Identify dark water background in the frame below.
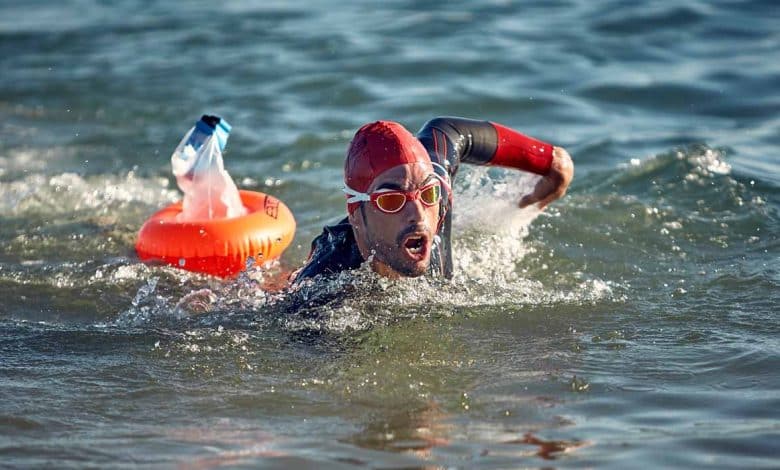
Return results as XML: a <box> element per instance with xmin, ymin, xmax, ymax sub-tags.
<box><xmin>1</xmin><ymin>1</ymin><xmax>778</xmax><ymax>468</ymax></box>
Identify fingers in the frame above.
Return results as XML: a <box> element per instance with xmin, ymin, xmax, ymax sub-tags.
<box><xmin>519</xmin><ymin>177</ymin><xmax>554</xmax><ymax>208</ymax></box>
<box><xmin>518</xmin><ymin>146</ymin><xmax>574</xmax><ymax>210</ymax></box>
<box><xmin>519</xmin><ymin>153</ymin><xmax>572</xmax><ymax>209</ymax></box>
<box><xmin>519</xmin><ymin>180</ymin><xmax>566</xmax><ymax>209</ymax></box>
<box><xmin>536</xmin><ymin>185</ymin><xmax>568</xmax><ymax>209</ymax></box>
<box><xmin>519</xmin><ymin>188</ymin><xmax>544</xmax><ymax>208</ymax></box>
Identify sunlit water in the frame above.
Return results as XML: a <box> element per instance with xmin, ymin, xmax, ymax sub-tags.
<box><xmin>1</xmin><ymin>1</ymin><xmax>778</xmax><ymax>468</ymax></box>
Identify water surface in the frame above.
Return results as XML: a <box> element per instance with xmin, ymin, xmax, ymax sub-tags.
<box><xmin>1</xmin><ymin>1</ymin><xmax>778</xmax><ymax>468</ymax></box>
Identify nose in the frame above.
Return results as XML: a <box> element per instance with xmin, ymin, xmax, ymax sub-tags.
<box><xmin>404</xmin><ymin>195</ymin><xmax>426</xmax><ymax>225</ymax></box>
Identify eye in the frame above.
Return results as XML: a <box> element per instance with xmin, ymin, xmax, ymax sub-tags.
<box><xmin>374</xmin><ymin>193</ymin><xmax>406</xmax><ymax>213</ymax></box>
<box><xmin>420</xmin><ymin>184</ymin><xmax>441</xmax><ymax>205</ymax></box>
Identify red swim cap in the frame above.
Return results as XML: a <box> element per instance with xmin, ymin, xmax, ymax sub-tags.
<box><xmin>344</xmin><ymin>121</ymin><xmax>430</xmax><ymax>214</ymax></box>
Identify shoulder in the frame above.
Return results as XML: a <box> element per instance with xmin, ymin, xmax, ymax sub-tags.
<box><xmin>291</xmin><ymin>218</ymin><xmax>364</xmax><ymax>283</ymax></box>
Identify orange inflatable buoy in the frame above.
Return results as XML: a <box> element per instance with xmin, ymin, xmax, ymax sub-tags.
<box><xmin>136</xmin><ymin>190</ymin><xmax>296</xmax><ymax>277</ymax></box>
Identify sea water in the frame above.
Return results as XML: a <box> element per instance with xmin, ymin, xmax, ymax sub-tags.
<box><xmin>1</xmin><ymin>1</ymin><xmax>778</xmax><ymax>468</ymax></box>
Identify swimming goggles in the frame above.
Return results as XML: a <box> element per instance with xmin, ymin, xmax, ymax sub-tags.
<box><xmin>344</xmin><ymin>181</ymin><xmax>442</xmax><ymax>214</ymax></box>
<box><xmin>344</xmin><ymin>162</ymin><xmax>452</xmax><ymax>213</ymax></box>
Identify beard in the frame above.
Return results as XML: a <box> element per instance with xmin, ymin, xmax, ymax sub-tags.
<box><xmin>368</xmin><ymin>224</ymin><xmax>431</xmax><ymax>277</ymax></box>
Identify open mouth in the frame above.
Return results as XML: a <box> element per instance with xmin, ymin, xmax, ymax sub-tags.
<box><xmin>402</xmin><ymin>233</ymin><xmax>429</xmax><ymax>260</ymax></box>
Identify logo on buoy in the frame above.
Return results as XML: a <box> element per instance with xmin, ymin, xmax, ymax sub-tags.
<box><xmin>264</xmin><ymin>196</ymin><xmax>279</xmax><ymax>219</ymax></box>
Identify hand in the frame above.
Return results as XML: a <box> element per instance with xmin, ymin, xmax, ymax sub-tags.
<box><xmin>519</xmin><ymin>146</ymin><xmax>573</xmax><ymax>209</ymax></box>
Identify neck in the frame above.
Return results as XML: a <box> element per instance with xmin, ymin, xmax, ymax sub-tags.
<box><xmin>370</xmin><ymin>257</ymin><xmax>401</xmax><ymax>279</ymax></box>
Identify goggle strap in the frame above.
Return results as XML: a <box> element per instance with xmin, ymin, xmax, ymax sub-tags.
<box><xmin>431</xmin><ymin>162</ymin><xmax>449</xmax><ymax>179</ymax></box>
<box><xmin>432</xmin><ymin>173</ymin><xmax>452</xmax><ymax>195</ymax></box>
<box><xmin>344</xmin><ymin>170</ymin><xmax>449</xmax><ymax>205</ymax></box>
<box><xmin>343</xmin><ymin>185</ymin><xmax>370</xmax><ymax>204</ymax></box>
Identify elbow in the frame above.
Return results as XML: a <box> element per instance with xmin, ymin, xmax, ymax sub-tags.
<box><xmin>418</xmin><ymin>116</ymin><xmax>452</xmax><ymax>135</ymax></box>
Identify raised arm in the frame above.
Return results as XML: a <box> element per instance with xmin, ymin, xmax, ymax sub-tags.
<box><xmin>417</xmin><ymin>117</ymin><xmax>572</xmax><ymax>209</ymax></box>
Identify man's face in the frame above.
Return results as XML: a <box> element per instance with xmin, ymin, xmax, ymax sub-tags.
<box><xmin>350</xmin><ymin>162</ymin><xmax>441</xmax><ymax>278</ymax></box>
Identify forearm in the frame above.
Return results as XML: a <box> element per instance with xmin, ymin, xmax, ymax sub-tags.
<box><xmin>488</xmin><ymin>122</ymin><xmax>553</xmax><ymax>175</ymax></box>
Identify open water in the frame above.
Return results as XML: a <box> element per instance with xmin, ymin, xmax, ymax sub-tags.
<box><xmin>1</xmin><ymin>1</ymin><xmax>778</xmax><ymax>468</ymax></box>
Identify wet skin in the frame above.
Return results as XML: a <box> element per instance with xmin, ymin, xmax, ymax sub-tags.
<box><xmin>348</xmin><ymin>162</ymin><xmax>440</xmax><ymax>278</ymax></box>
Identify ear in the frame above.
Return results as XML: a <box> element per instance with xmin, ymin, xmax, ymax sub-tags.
<box><xmin>349</xmin><ymin>205</ymin><xmax>371</xmax><ymax>260</ymax></box>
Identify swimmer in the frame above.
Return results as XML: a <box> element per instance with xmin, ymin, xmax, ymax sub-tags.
<box><xmin>293</xmin><ymin>117</ymin><xmax>573</xmax><ymax>281</ymax></box>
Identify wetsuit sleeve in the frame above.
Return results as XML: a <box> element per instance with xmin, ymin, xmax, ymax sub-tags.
<box><xmin>416</xmin><ymin>117</ymin><xmax>555</xmax><ymax>280</ymax></box>
<box><xmin>416</xmin><ymin>116</ymin><xmax>554</xmax><ymax>177</ymax></box>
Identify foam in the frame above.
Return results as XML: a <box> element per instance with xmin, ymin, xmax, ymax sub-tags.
<box><xmin>0</xmin><ymin>169</ymin><xmax>177</xmax><ymax>216</ymax></box>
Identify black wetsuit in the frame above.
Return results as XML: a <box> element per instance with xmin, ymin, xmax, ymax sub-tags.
<box><xmin>293</xmin><ymin>116</ymin><xmax>513</xmax><ymax>282</ymax></box>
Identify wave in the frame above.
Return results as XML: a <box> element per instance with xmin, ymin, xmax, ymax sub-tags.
<box><xmin>3</xmin><ymin>144</ymin><xmax>775</xmax><ymax>336</ymax></box>
<box><xmin>113</xmin><ymin>166</ymin><xmax>619</xmax><ymax>334</ymax></box>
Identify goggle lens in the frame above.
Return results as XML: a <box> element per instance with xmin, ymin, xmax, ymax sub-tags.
<box><xmin>420</xmin><ymin>184</ymin><xmax>441</xmax><ymax>205</ymax></box>
<box><xmin>375</xmin><ymin>193</ymin><xmax>407</xmax><ymax>213</ymax></box>
<box><xmin>370</xmin><ymin>182</ymin><xmax>443</xmax><ymax>214</ymax></box>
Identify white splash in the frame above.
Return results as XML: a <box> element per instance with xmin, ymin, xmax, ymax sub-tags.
<box><xmin>451</xmin><ymin>167</ymin><xmax>544</xmax><ymax>281</ymax></box>
<box><xmin>0</xmin><ymin>170</ymin><xmax>177</xmax><ymax>216</ymax></box>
